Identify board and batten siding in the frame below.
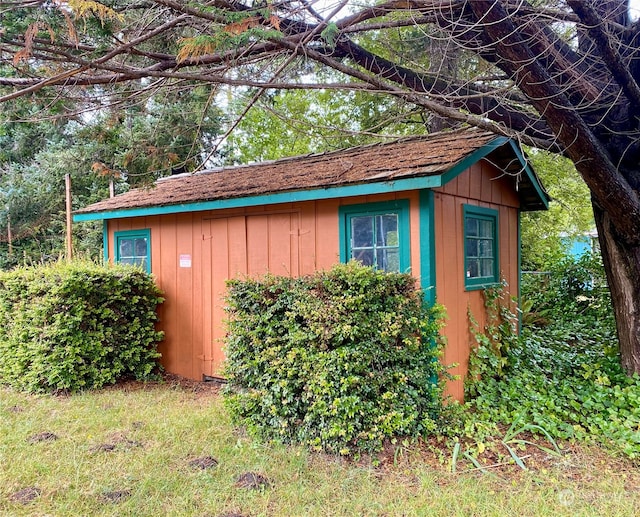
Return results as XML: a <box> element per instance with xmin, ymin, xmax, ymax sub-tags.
<box><xmin>105</xmin><ymin>191</ymin><xmax>423</xmax><ymax>383</ymax></box>
<box><xmin>433</xmin><ymin>160</ymin><xmax>520</xmax><ymax>401</ymax></box>
<box><xmin>106</xmin><ymin>159</ymin><xmax>521</xmax><ymax>402</ymax></box>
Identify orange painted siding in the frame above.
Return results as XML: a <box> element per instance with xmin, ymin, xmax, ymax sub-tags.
<box><xmin>105</xmin><ymin>160</ymin><xmax>521</xmax><ymax>401</ymax></box>
<box><xmin>433</xmin><ymin>160</ymin><xmax>520</xmax><ymax>401</ymax></box>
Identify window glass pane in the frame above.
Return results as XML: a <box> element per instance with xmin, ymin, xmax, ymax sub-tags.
<box><xmin>467</xmin><ymin>259</ymin><xmax>479</xmax><ymax>278</ymax></box>
<box><xmin>376</xmin><ymin>214</ymin><xmax>398</xmax><ymax>246</ymax></box>
<box><xmin>352</xmin><ymin>248</ymin><xmax>374</xmax><ymax>267</ymax></box>
<box><xmin>120</xmin><ymin>257</ymin><xmax>136</xmax><ymax>266</ymax></box>
<box><xmin>479</xmin><ymin>239</ymin><xmax>493</xmax><ymax>258</ymax></box>
<box><xmin>386</xmin><ymin>230</ymin><xmax>398</xmax><ymax>247</ymax></box>
<box><xmin>377</xmin><ymin>248</ymin><xmax>400</xmax><ymax>272</ymax></box>
<box><xmin>466</xmin><ymin>238</ymin><xmax>478</xmax><ymax>258</ymax></box>
<box><xmin>351</xmin><ymin>216</ymin><xmax>373</xmax><ymax>248</ymax></box>
<box><xmin>465</xmin><ymin>218</ymin><xmax>478</xmax><ymax>237</ymax></box>
<box><xmin>479</xmin><ymin>219</ymin><xmax>494</xmax><ymax>238</ymax></box>
<box><xmin>481</xmin><ymin>259</ymin><xmax>494</xmax><ymax>277</ymax></box>
<box><xmin>134</xmin><ymin>238</ymin><xmax>148</xmax><ymax>257</ymax></box>
<box><xmin>119</xmin><ymin>239</ymin><xmax>133</xmax><ymax>258</ymax></box>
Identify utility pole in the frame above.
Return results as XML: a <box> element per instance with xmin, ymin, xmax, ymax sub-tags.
<box><xmin>7</xmin><ymin>213</ymin><xmax>12</xmax><ymax>257</ymax></box>
<box><xmin>65</xmin><ymin>174</ymin><xmax>73</xmax><ymax>260</ymax></box>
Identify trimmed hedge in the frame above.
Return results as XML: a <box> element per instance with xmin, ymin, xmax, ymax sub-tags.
<box><xmin>0</xmin><ymin>261</ymin><xmax>164</xmax><ymax>393</ymax></box>
<box><xmin>223</xmin><ymin>262</ymin><xmax>450</xmax><ymax>455</ymax></box>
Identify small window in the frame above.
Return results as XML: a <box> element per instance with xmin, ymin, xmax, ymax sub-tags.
<box><xmin>340</xmin><ymin>200</ymin><xmax>410</xmax><ymax>273</ymax></box>
<box><xmin>463</xmin><ymin>205</ymin><xmax>498</xmax><ymax>289</ymax></box>
<box><xmin>115</xmin><ymin>229</ymin><xmax>151</xmax><ymax>273</ymax></box>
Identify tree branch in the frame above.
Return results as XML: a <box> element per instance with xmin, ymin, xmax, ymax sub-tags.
<box><xmin>334</xmin><ymin>38</ymin><xmax>551</xmax><ymax>140</ymax></box>
<box><xmin>568</xmin><ymin>0</ymin><xmax>640</xmax><ymax>111</ymax></box>
<box><xmin>277</xmin><ymin>36</ymin><xmax>556</xmax><ymax>150</ymax></box>
<box><xmin>469</xmin><ymin>0</ymin><xmax>640</xmax><ymax>244</ymax></box>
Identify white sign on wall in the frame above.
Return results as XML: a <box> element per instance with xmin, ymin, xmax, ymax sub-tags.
<box><xmin>179</xmin><ymin>254</ymin><xmax>192</xmax><ymax>268</ymax></box>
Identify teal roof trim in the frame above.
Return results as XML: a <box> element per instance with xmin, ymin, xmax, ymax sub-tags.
<box><xmin>438</xmin><ymin>136</ymin><xmax>509</xmax><ymax>185</ymax></box>
<box><xmin>507</xmin><ymin>140</ymin><xmax>549</xmax><ymax>210</ymax></box>
<box><xmin>73</xmin><ymin>174</ymin><xmax>443</xmax><ymax>222</ymax></box>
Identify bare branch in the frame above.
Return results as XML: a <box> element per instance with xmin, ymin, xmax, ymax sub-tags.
<box><xmin>568</xmin><ymin>0</ymin><xmax>640</xmax><ymax>110</ymax></box>
<box><xmin>468</xmin><ymin>0</ymin><xmax>640</xmax><ymax>245</ymax></box>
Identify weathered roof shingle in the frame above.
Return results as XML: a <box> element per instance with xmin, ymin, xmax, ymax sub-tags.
<box><xmin>76</xmin><ymin>128</ymin><xmax>545</xmax><ymax>215</ymax></box>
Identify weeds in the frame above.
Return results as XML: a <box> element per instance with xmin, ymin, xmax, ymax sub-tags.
<box><xmin>450</xmin><ymin>416</ymin><xmax>561</xmax><ymax>474</ymax></box>
<box><xmin>464</xmin><ymin>254</ymin><xmax>640</xmax><ymax>460</ymax></box>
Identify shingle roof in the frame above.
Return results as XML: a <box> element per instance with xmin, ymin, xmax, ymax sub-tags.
<box><xmin>76</xmin><ymin>128</ymin><xmax>545</xmax><ymax>215</ymax></box>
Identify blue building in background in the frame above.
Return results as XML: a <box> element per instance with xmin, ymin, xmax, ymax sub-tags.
<box><xmin>564</xmin><ymin>230</ymin><xmax>599</xmax><ymax>259</ymax></box>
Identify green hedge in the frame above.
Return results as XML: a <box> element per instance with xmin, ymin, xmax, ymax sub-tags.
<box><xmin>223</xmin><ymin>262</ymin><xmax>450</xmax><ymax>455</ymax></box>
<box><xmin>0</xmin><ymin>261</ymin><xmax>164</xmax><ymax>393</ymax></box>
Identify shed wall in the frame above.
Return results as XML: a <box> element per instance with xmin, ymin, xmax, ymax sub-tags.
<box><xmin>106</xmin><ymin>191</ymin><xmax>421</xmax><ymax>381</ymax></box>
<box><xmin>433</xmin><ymin>160</ymin><xmax>520</xmax><ymax>401</ymax></box>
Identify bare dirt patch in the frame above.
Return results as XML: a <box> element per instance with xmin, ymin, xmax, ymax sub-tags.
<box><xmin>90</xmin><ymin>431</ymin><xmax>143</xmax><ymax>453</ymax></box>
<box><xmin>92</xmin><ymin>443</ymin><xmax>117</xmax><ymax>453</ymax></box>
<box><xmin>27</xmin><ymin>431</ymin><xmax>58</xmax><ymax>443</ymax></box>
<box><xmin>100</xmin><ymin>373</ymin><xmax>222</xmax><ymax>399</ymax></box>
<box><xmin>235</xmin><ymin>472</ymin><xmax>270</xmax><ymax>490</ymax></box>
<box><xmin>163</xmin><ymin>373</ymin><xmax>224</xmax><ymax>396</ymax></box>
<box><xmin>101</xmin><ymin>489</ymin><xmax>132</xmax><ymax>504</ymax></box>
<box><xmin>9</xmin><ymin>486</ymin><xmax>41</xmax><ymax>504</ymax></box>
<box><xmin>187</xmin><ymin>456</ymin><xmax>219</xmax><ymax>469</ymax></box>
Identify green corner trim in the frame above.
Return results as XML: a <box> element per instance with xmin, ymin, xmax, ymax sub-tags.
<box><xmin>102</xmin><ymin>220</ymin><xmax>109</xmax><ymax>264</ymax></box>
<box><xmin>517</xmin><ymin>209</ymin><xmax>523</xmax><ymax>332</ymax></box>
<box><xmin>419</xmin><ymin>190</ymin><xmax>436</xmax><ymax>305</ymax></box>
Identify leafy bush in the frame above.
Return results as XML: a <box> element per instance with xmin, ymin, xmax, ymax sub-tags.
<box><xmin>465</xmin><ymin>269</ymin><xmax>640</xmax><ymax>459</ymax></box>
<box><xmin>521</xmin><ymin>252</ymin><xmax>613</xmax><ymax>328</ymax></box>
<box><xmin>0</xmin><ymin>260</ymin><xmax>164</xmax><ymax>393</ymax></box>
<box><xmin>223</xmin><ymin>262</ymin><xmax>451</xmax><ymax>455</ymax></box>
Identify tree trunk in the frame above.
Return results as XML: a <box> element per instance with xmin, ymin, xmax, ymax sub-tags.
<box><xmin>426</xmin><ymin>28</ymin><xmax>458</xmax><ymax>133</ymax></box>
<box><xmin>593</xmin><ymin>203</ymin><xmax>640</xmax><ymax>374</ymax></box>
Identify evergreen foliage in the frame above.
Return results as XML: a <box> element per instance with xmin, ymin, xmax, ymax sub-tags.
<box><xmin>224</xmin><ymin>87</ymin><xmax>422</xmax><ymax>164</ymax></box>
<box><xmin>223</xmin><ymin>262</ymin><xmax>451</xmax><ymax>455</ymax></box>
<box><xmin>0</xmin><ymin>260</ymin><xmax>164</xmax><ymax>393</ymax></box>
<box><xmin>0</xmin><ymin>88</ymin><xmax>222</xmax><ymax>269</ymax></box>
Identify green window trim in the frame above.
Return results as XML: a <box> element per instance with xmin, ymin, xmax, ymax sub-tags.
<box><xmin>339</xmin><ymin>199</ymin><xmax>411</xmax><ymax>273</ymax></box>
<box><xmin>463</xmin><ymin>205</ymin><xmax>499</xmax><ymax>290</ymax></box>
<box><xmin>114</xmin><ymin>229</ymin><xmax>151</xmax><ymax>273</ymax></box>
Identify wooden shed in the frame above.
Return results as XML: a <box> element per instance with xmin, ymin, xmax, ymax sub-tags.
<box><xmin>75</xmin><ymin>128</ymin><xmax>548</xmax><ymax>400</ymax></box>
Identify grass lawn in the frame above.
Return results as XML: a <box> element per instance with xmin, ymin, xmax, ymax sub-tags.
<box><xmin>1</xmin><ymin>376</ymin><xmax>638</xmax><ymax>517</ymax></box>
